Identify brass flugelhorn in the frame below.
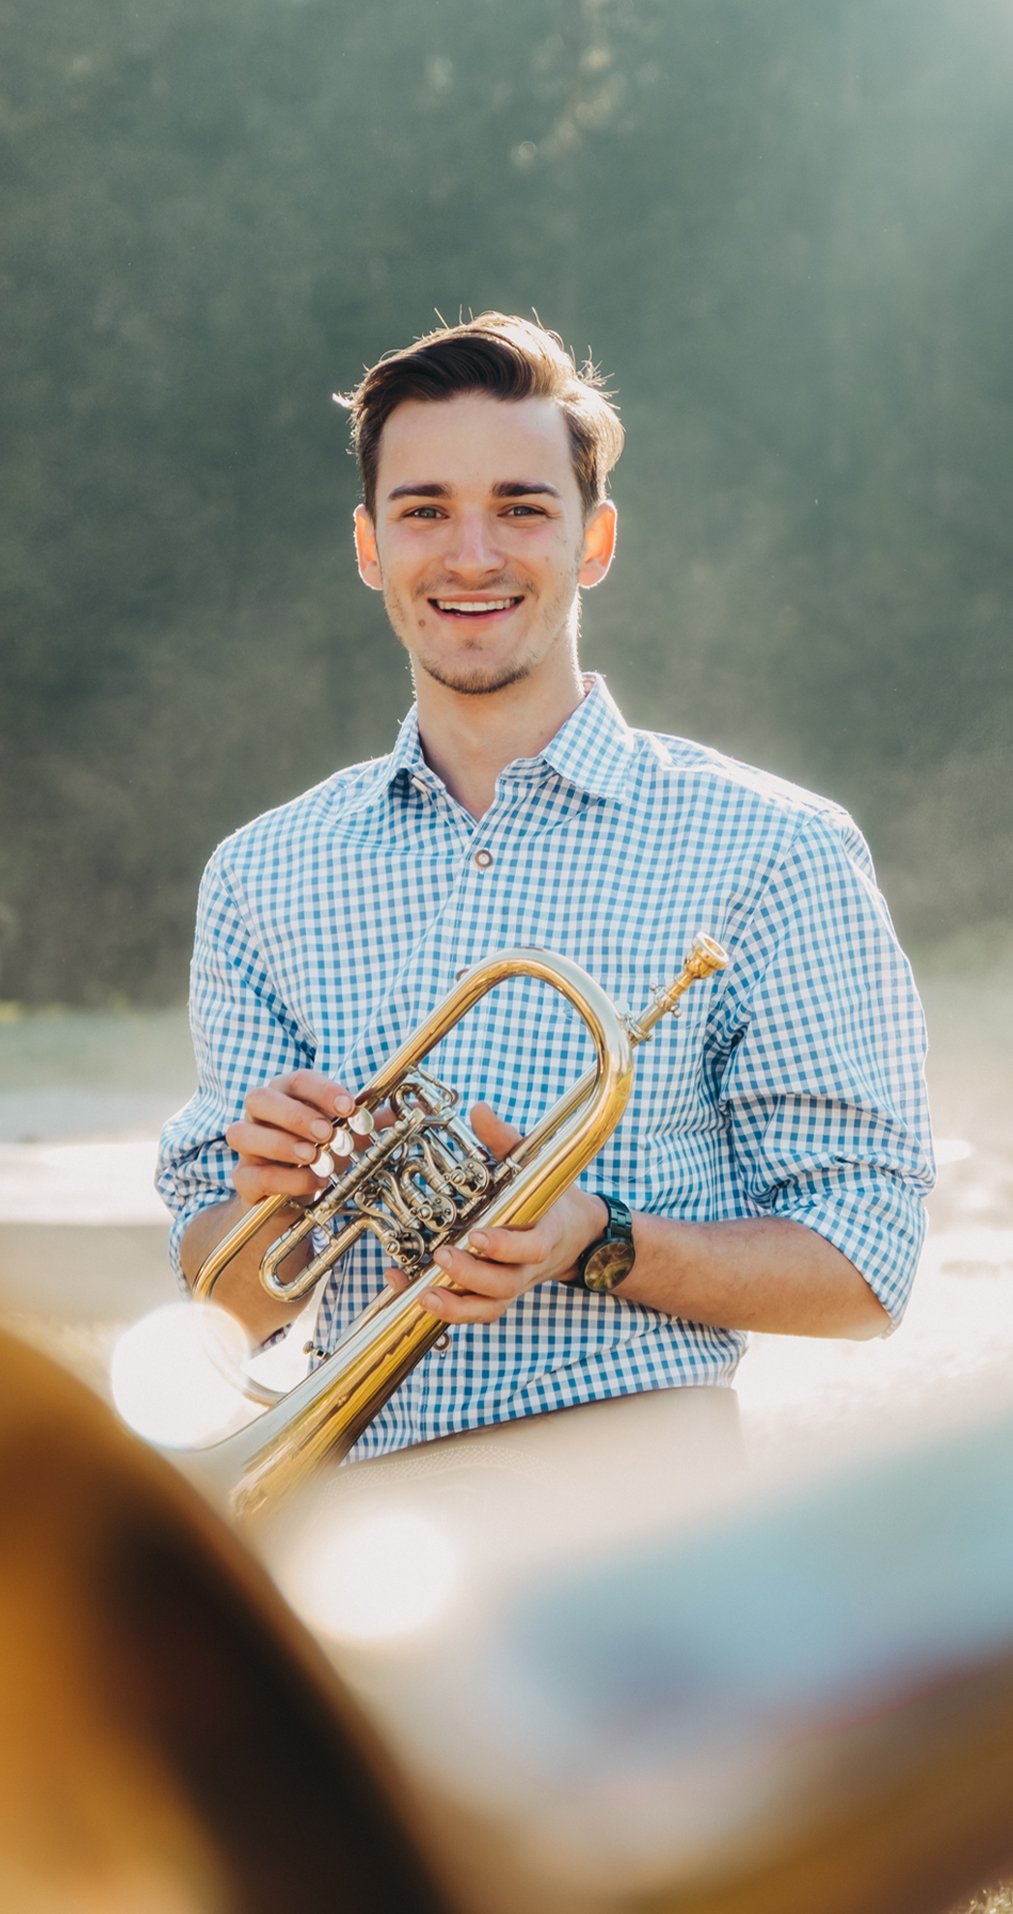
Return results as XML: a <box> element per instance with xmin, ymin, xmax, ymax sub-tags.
<box><xmin>183</xmin><ymin>936</ymin><xmax>728</xmax><ymax>1522</ymax></box>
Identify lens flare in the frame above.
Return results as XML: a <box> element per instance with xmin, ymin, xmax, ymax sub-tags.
<box><xmin>277</xmin><ymin>1504</ymin><xmax>461</xmax><ymax>1644</ymax></box>
<box><xmin>110</xmin><ymin>1301</ymin><xmax>256</xmax><ymax>1448</ymax></box>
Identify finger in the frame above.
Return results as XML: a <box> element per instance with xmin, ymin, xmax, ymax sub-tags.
<box><xmin>431</xmin><ymin>1240</ymin><xmax>532</xmax><ymax>1299</ymax></box>
<box><xmin>239</xmin><ymin>1083</ymin><xmax>390</xmax><ymax>1155</ymax></box>
<box><xmin>415</xmin><ymin>1284</ymin><xmax>510</xmax><ymax>1326</ymax></box>
<box><xmin>383</xmin><ymin>1265</ymin><xmax>411</xmax><ymax>1294</ymax></box>
<box><xmin>233</xmin><ymin>1161</ymin><xmax>328</xmax><ymax>1204</ymax></box>
<box><xmin>275</xmin><ymin>1071</ymin><xmax>358</xmax><ymax>1119</ymax></box>
<box><xmin>460</xmin><ymin>1224</ymin><xmax>546</xmax><ymax>1267</ymax></box>
<box><xmin>469</xmin><ymin>1102</ymin><xmax>523</xmax><ymax>1162</ymax></box>
<box><xmin>226</xmin><ymin>1116</ymin><xmax>341</xmax><ymax>1173</ymax></box>
<box><xmin>242</xmin><ymin>1087</ymin><xmax>349</xmax><ymax>1150</ymax></box>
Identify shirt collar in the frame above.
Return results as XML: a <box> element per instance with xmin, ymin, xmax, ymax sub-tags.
<box><xmin>351</xmin><ymin>673</ymin><xmax>635</xmax><ymax>811</ymax></box>
<box><xmin>385</xmin><ymin>704</ymin><xmax>429</xmax><ymax>784</ymax></box>
<box><xmin>537</xmin><ymin>674</ymin><xmax>636</xmax><ymax>800</ymax></box>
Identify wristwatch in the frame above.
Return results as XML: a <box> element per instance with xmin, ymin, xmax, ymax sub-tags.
<box><xmin>570</xmin><ymin>1194</ymin><xmax>636</xmax><ymax>1293</ymax></box>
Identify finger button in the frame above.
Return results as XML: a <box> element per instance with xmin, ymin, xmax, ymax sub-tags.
<box><xmin>330</xmin><ymin>1126</ymin><xmax>354</xmax><ymax>1157</ymax></box>
<box><xmin>312</xmin><ymin>1148</ymin><xmax>335</xmax><ymax>1177</ymax></box>
<box><xmin>349</xmin><ymin>1107</ymin><xmax>375</xmax><ymax>1137</ymax></box>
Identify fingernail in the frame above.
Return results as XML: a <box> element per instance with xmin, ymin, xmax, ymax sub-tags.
<box><xmin>469</xmin><ymin>1231</ymin><xmax>487</xmax><ymax>1251</ymax></box>
<box><xmin>333</xmin><ymin>1091</ymin><xmax>353</xmax><ymax>1115</ymax></box>
<box><xmin>433</xmin><ymin>1248</ymin><xmax>452</xmax><ymax>1270</ymax></box>
<box><xmin>295</xmin><ymin>1141</ymin><xmax>316</xmax><ymax>1161</ymax></box>
<box><xmin>311</xmin><ymin>1120</ymin><xmax>332</xmax><ymax>1141</ymax></box>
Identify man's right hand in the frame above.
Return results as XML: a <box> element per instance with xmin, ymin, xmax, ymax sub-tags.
<box><xmin>181</xmin><ymin>1071</ymin><xmax>372</xmax><ymax>1339</ymax></box>
<box><xmin>224</xmin><ymin>1070</ymin><xmax>361</xmax><ymax>1205</ymax></box>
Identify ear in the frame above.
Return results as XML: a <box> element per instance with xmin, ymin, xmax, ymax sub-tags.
<box><xmin>578</xmin><ymin>499</ymin><xmax>617</xmax><ymax>588</ymax></box>
<box><xmin>353</xmin><ymin>504</ymin><xmax>383</xmax><ymax>591</ymax></box>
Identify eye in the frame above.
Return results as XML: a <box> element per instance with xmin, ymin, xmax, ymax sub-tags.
<box><xmin>502</xmin><ymin>503</ymin><xmax>546</xmax><ymax>518</ymax></box>
<box><xmin>403</xmin><ymin>505</ymin><xmax>444</xmax><ymax>519</ymax></box>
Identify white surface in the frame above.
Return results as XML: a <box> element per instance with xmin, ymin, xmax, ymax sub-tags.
<box><xmin>0</xmin><ymin>1138</ymin><xmax>166</xmax><ymax>1225</ymax></box>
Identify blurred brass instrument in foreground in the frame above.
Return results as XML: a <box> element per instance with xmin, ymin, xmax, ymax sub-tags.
<box><xmin>187</xmin><ymin>936</ymin><xmax>728</xmax><ymax>1520</ymax></box>
<box><xmin>9</xmin><ymin>1325</ymin><xmax>1013</xmax><ymax>1914</ymax></box>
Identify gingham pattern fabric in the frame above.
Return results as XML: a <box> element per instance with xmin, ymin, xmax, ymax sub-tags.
<box><xmin>157</xmin><ymin>676</ymin><xmax>934</xmax><ymax>1459</ymax></box>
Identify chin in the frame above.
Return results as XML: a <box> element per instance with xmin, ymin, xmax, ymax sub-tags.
<box><xmin>421</xmin><ymin>659</ymin><xmax>532</xmax><ymax>697</ymax></box>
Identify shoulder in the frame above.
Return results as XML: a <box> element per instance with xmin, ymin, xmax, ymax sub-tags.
<box><xmin>631</xmin><ymin>729</ymin><xmax>871</xmax><ymax>869</ymax></box>
<box><xmin>635</xmin><ymin>728</ymin><xmax>851</xmax><ymax>823</ymax></box>
<box><xmin>204</xmin><ymin>757</ymin><xmax>393</xmax><ymax>880</ymax></box>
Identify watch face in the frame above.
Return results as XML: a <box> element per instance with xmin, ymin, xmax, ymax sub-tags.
<box><xmin>583</xmin><ymin>1236</ymin><xmax>636</xmax><ymax>1293</ymax></box>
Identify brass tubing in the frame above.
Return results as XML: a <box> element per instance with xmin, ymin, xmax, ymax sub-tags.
<box><xmin>179</xmin><ymin>939</ymin><xmax>727</xmax><ymax>1521</ymax></box>
<box><xmin>193</xmin><ymin>947</ymin><xmax>632</xmax><ymax>1315</ymax></box>
<box><xmin>242</xmin><ymin>1067</ymin><xmax>637</xmax><ymax>1518</ymax></box>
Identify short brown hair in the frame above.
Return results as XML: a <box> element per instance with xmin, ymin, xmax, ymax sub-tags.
<box><xmin>336</xmin><ymin>312</ymin><xmax>624</xmax><ymax>520</ymax></box>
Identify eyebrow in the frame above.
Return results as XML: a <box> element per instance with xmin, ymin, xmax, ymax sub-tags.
<box><xmin>385</xmin><ymin>479</ymin><xmax>563</xmax><ymax>502</ymax></box>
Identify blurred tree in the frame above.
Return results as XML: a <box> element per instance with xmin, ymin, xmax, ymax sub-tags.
<box><xmin>1</xmin><ymin>0</ymin><xmax>1010</xmax><ymax>1000</ymax></box>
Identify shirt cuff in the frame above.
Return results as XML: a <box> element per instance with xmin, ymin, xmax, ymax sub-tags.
<box><xmin>165</xmin><ymin>1188</ymin><xmax>235</xmax><ymax>1297</ymax></box>
<box><xmin>768</xmin><ymin>1168</ymin><xmax>928</xmax><ymax>1331</ymax></box>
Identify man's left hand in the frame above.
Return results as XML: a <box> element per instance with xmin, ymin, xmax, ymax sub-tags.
<box><xmin>383</xmin><ymin>1102</ymin><xmax>607</xmax><ymax>1324</ymax></box>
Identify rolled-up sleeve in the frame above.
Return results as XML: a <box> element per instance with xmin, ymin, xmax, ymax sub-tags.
<box><xmin>717</xmin><ymin>811</ymin><xmax>935</xmax><ymax>1327</ymax></box>
<box><xmin>156</xmin><ymin>847</ymin><xmax>313</xmax><ymax>1285</ymax></box>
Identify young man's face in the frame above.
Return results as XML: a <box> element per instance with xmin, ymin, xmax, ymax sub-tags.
<box><xmin>354</xmin><ymin>392</ymin><xmax>616</xmax><ymax>700</ymax></box>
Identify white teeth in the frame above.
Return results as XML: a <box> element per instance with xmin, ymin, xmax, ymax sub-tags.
<box><xmin>434</xmin><ymin>599</ymin><xmax>517</xmax><ymax>613</ymax></box>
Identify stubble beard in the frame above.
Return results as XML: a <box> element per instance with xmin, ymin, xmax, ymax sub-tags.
<box><xmin>384</xmin><ymin>558</ymin><xmax>584</xmax><ymax>699</ymax></box>
<box><xmin>415</xmin><ymin>655</ymin><xmax>537</xmax><ymax>696</ymax></box>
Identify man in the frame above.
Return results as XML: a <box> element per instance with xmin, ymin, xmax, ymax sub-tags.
<box><xmin>158</xmin><ymin>313</ymin><xmax>934</xmax><ymax>1459</ymax></box>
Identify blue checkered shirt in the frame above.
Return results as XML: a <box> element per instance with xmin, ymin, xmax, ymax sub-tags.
<box><xmin>157</xmin><ymin>676</ymin><xmax>934</xmax><ymax>1458</ymax></box>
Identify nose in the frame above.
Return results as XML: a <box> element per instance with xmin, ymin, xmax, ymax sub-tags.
<box><xmin>442</xmin><ymin>510</ymin><xmax>504</xmax><ymax>577</ymax></box>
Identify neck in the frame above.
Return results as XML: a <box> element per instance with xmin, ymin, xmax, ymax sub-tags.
<box><xmin>415</xmin><ymin>662</ymin><xmax>587</xmax><ymax>820</ymax></box>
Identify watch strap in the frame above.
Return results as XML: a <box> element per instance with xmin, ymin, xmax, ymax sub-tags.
<box><xmin>569</xmin><ymin>1194</ymin><xmax>635</xmax><ymax>1291</ymax></box>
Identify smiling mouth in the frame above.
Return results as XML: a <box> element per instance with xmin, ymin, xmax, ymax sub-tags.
<box><xmin>429</xmin><ymin>597</ymin><xmax>523</xmax><ymax>617</ymax></box>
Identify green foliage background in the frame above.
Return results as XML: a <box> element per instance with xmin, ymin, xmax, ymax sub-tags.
<box><xmin>3</xmin><ymin>0</ymin><xmax>1011</xmax><ymax>1003</ymax></box>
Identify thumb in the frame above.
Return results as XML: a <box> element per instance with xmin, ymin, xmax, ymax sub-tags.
<box><xmin>469</xmin><ymin>1101</ymin><xmax>522</xmax><ymax>1163</ymax></box>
